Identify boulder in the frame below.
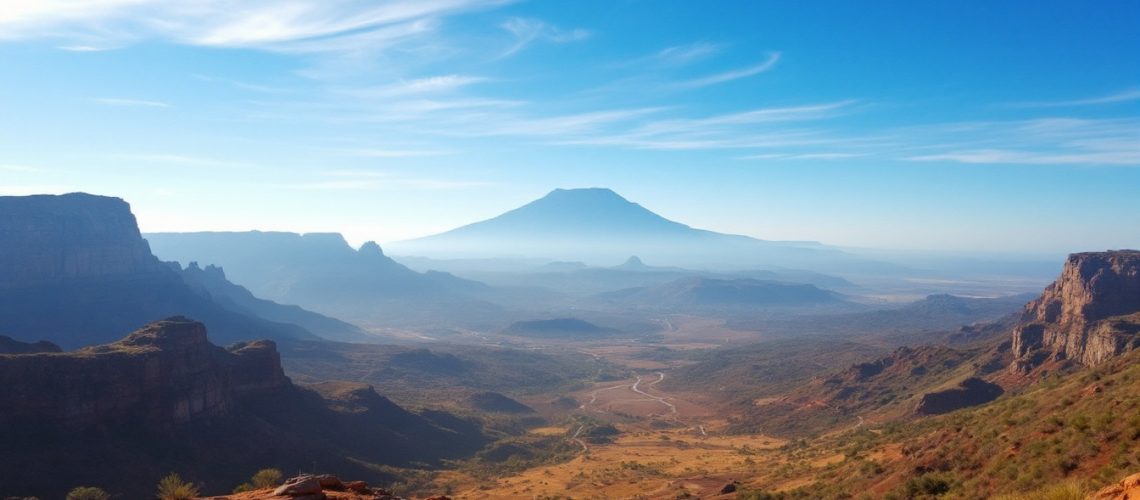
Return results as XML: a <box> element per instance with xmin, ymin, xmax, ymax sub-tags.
<box><xmin>273</xmin><ymin>475</ymin><xmax>322</xmax><ymax>496</ymax></box>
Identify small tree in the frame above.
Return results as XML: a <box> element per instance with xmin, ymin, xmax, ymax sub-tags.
<box><xmin>66</xmin><ymin>487</ymin><xmax>111</xmax><ymax>500</ymax></box>
<box><xmin>251</xmin><ymin>468</ymin><xmax>283</xmax><ymax>489</ymax></box>
<box><xmin>157</xmin><ymin>473</ymin><xmax>199</xmax><ymax>500</ymax></box>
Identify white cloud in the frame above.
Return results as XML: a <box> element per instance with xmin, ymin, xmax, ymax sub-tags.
<box><xmin>339</xmin><ymin>148</ymin><xmax>452</xmax><ymax>158</ymax></box>
<box><xmin>0</xmin><ymin>0</ymin><xmax>513</xmax><ymax>54</ymax></box>
<box><xmin>118</xmin><ymin>154</ymin><xmax>253</xmax><ymax>168</ymax></box>
<box><xmin>908</xmin><ymin>149</ymin><xmax>1140</xmax><ymax>166</ymax></box>
<box><xmin>92</xmin><ymin>97</ymin><xmax>170</xmax><ymax>108</ymax></box>
<box><xmin>498</xmin><ymin>17</ymin><xmax>590</xmax><ymax>58</ymax></box>
<box><xmin>1005</xmin><ymin>87</ymin><xmax>1140</xmax><ymax>108</ymax></box>
<box><xmin>903</xmin><ymin>118</ymin><xmax>1140</xmax><ymax>166</ymax></box>
<box><xmin>349</xmin><ymin>75</ymin><xmax>490</xmax><ymax>98</ymax></box>
<box><xmin>674</xmin><ymin>52</ymin><xmax>781</xmax><ymax>89</ymax></box>
<box><xmin>653</xmin><ymin>42</ymin><xmax>724</xmax><ymax>65</ymax></box>
<box><xmin>279</xmin><ymin>170</ymin><xmax>496</xmax><ymax>191</ymax></box>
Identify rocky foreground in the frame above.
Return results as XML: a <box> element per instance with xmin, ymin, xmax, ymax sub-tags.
<box><xmin>199</xmin><ymin>474</ymin><xmax>449</xmax><ymax>500</ymax></box>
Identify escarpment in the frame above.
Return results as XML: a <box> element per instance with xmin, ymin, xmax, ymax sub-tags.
<box><xmin>1011</xmin><ymin>250</ymin><xmax>1140</xmax><ymax>373</ymax></box>
<box><xmin>0</xmin><ymin>317</ymin><xmax>288</xmax><ymax>433</ymax></box>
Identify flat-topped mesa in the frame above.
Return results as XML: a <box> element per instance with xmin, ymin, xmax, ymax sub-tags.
<box><xmin>1012</xmin><ymin>250</ymin><xmax>1140</xmax><ymax>373</ymax></box>
<box><xmin>0</xmin><ymin>193</ymin><xmax>162</xmax><ymax>285</ymax></box>
<box><xmin>0</xmin><ymin>317</ymin><xmax>289</xmax><ymax>433</ymax></box>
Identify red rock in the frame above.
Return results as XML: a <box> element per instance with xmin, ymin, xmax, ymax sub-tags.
<box><xmin>1011</xmin><ymin>251</ymin><xmax>1140</xmax><ymax>373</ymax></box>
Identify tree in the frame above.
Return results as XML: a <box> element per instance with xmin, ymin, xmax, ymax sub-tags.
<box><xmin>157</xmin><ymin>473</ymin><xmax>199</xmax><ymax>500</ymax></box>
<box><xmin>66</xmin><ymin>487</ymin><xmax>110</xmax><ymax>500</ymax></box>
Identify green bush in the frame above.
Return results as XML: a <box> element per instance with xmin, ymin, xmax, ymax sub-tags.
<box><xmin>157</xmin><ymin>473</ymin><xmax>199</xmax><ymax>500</ymax></box>
<box><xmin>251</xmin><ymin>468</ymin><xmax>284</xmax><ymax>489</ymax></box>
<box><xmin>66</xmin><ymin>487</ymin><xmax>111</xmax><ymax>500</ymax></box>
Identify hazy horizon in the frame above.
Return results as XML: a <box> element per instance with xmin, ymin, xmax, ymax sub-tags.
<box><xmin>1</xmin><ymin>1</ymin><xmax>1138</xmax><ymax>254</ymax></box>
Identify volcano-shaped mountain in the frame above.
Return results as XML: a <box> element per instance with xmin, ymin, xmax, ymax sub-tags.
<box><xmin>386</xmin><ymin>188</ymin><xmax>867</xmax><ymax>271</ymax></box>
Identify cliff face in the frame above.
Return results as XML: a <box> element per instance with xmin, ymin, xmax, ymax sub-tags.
<box><xmin>1012</xmin><ymin>251</ymin><xmax>1140</xmax><ymax>372</ymax></box>
<box><xmin>0</xmin><ymin>317</ymin><xmax>288</xmax><ymax>433</ymax></box>
<box><xmin>0</xmin><ymin>193</ymin><xmax>163</xmax><ymax>284</ymax></box>
<box><xmin>0</xmin><ymin>193</ymin><xmax>317</xmax><ymax>348</ymax></box>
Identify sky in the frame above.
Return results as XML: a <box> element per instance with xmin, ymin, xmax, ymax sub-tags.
<box><xmin>0</xmin><ymin>0</ymin><xmax>1138</xmax><ymax>254</ymax></box>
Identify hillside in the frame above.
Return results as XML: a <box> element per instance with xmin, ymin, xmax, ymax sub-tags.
<box><xmin>0</xmin><ymin>318</ymin><xmax>488</xmax><ymax>499</ymax></box>
<box><xmin>177</xmin><ymin>262</ymin><xmax>370</xmax><ymax>342</ymax></box>
<box><xmin>502</xmin><ymin>317</ymin><xmax>621</xmax><ymax>339</ymax></box>
<box><xmin>596</xmin><ymin>277</ymin><xmax>849</xmax><ymax>312</ymax></box>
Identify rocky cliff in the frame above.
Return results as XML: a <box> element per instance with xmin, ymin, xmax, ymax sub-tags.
<box><xmin>0</xmin><ymin>318</ymin><xmax>488</xmax><ymax>499</ymax></box>
<box><xmin>0</xmin><ymin>193</ymin><xmax>161</xmax><ymax>284</ymax></box>
<box><xmin>0</xmin><ymin>317</ymin><xmax>287</xmax><ymax>433</ymax></box>
<box><xmin>1011</xmin><ymin>250</ymin><xmax>1140</xmax><ymax>372</ymax></box>
<box><xmin>0</xmin><ymin>193</ymin><xmax>316</xmax><ymax>348</ymax></box>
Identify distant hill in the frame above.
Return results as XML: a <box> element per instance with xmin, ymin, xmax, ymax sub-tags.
<box><xmin>0</xmin><ymin>193</ymin><xmax>317</xmax><ymax>348</ymax></box>
<box><xmin>503</xmin><ymin>318</ymin><xmax>620</xmax><ymax>339</ymax></box>
<box><xmin>466</xmin><ymin>391</ymin><xmax>536</xmax><ymax>414</ymax></box>
<box><xmin>176</xmin><ymin>262</ymin><xmax>371</xmax><ymax>342</ymax></box>
<box><xmin>596</xmin><ymin>277</ymin><xmax>846</xmax><ymax>311</ymax></box>
<box><xmin>387</xmin><ymin>188</ymin><xmax>888</xmax><ymax>272</ymax></box>
<box><xmin>145</xmin><ymin>232</ymin><xmax>503</xmax><ymax>327</ymax></box>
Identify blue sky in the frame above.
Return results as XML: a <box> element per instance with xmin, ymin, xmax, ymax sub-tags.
<box><xmin>0</xmin><ymin>0</ymin><xmax>1137</xmax><ymax>254</ymax></box>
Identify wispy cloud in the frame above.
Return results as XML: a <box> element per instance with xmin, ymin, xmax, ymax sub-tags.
<box><xmin>119</xmin><ymin>154</ymin><xmax>253</xmax><ymax>168</ymax></box>
<box><xmin>674</xmin><ymin>52</ymin><xmax>781</xmax><ymax>89</ymax></box>
<box><xmin>653</xmin><ymin>42</ymin><xmax>724</xmax><ymax>65</ymax></box>
<box><xmin>1</xmin><ymin>0</ymin><xmax>513</xmax><ymax>56</ymax></box>
<box><xmin>280</xmin><ymin>170</ymin><xmax>495</xmax><ymax>191</ymax></box>
<box><xmin>339</xmin><ymin>148</ymin><xmax>452</xmax><ymax>158</ymax></box>
<box><xmin>349</xmin><ymin>74</ymin><xmax>490</xmax><ymax>98</ymax></box>
<box><xmin>498</xmin><ymin>17</ymin><xmax>590</xmax><ymax>58</ymax></box>
<box><xmin>92</xmin><ymin>97</ymin><xmax>170</xmax><ymax>108</ymax></box>
<box><xmin>192</xmin><ymin>74</ymin><xmax>291</xmax><ymax>94</ymax></box>
<box><xmin>903</xmin><ymin>118</ymin><xmax>1140</xmax><ymax>166</ymax></box>
<box><xmin>551</xmin><ymin>101</ymin><xmax>861</xmax><ymax>150</ymax></box>
<box><xmin>58</xmin><ymin>44</ymin><xmax>118</xmax><ymax>52</ymax></box>
<box><xmin>1004</xmin><ymin>87</ymin><xmax>1140</xmax><ymax>108</ymax></box>
<box><xmin>741</xmin><ymin>152</ymin><xmax>867</xmax><ymax>161</ymax></box>
<box><xmin>908</xmin><ymin>149</ymin><xmax>1140</xmax><ymax>166</ymax></box>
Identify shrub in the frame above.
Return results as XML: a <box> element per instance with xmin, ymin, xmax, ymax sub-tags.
<box><xmin>232</xmin><ymin>483</ymin><xmax>255</xmax><ymax>493</ymax></box>
<box><xmin>251</xmin><ymin>468</ymin><xmax>284</xmax><ymax>489</ymax></box>
<box><xmin>157</xmin><ymin>473</ymin><xmax>199</xmax><ymax>500</ymax></box>
<box><xmin>66</xmin><ymin>487</ymin><xmax>111</xmax><ymax>500</ymax></box>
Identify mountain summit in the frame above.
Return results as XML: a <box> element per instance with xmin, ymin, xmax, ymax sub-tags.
<box><xmin>388</xmin><ymin>188</ymin><xmax>838</xmax><ymax>269</ymax></box>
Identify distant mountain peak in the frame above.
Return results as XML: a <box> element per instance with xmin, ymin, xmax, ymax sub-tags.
<box><xmin>359</xmin><ymin>241</ymin><xmax>384</xmax><ymax>256</ymax></box>
<box><xmin>616</xmin><ymin>255</ymin><xmax>648</xmax><ymax>270</ymax></box>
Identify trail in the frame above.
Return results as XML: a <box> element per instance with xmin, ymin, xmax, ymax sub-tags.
<box><xmin>631</xmin><ymin>372</ymin><xmax>676</xmax><ymax>415</ymax></box>
<box><xmin>570</xmin><ymin>424</ymin><xmax>589</xmax><ymax>453</ymax></box>
<box><xmin>582</xmin><ymin>383</ymin><xmax>628</xmax><ymax>410</ymax></box>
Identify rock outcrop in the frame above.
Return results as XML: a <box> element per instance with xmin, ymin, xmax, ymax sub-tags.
<box><xmin>216</xmin><ymin>474</ymin><xmax>410</xmax><ymax>499</ymax></box>
<box><xmin>0</xmin><ymin>317</ymin><xmax>287</xmax><ymax>433</ymax></box>
<box><xmin>914</xmin><ymin>377</ymin><xmax>1004</xmax><ymax>415</ymax></box>
<box><xmin>1011</xmin><ymin>250</ymin><xmax>1140</xmax><ymax>373</ymax></box>
<box><xmin>1092</xmin><ymin>471</ymin><xmax>1140</xmax><ymax>499</ymax></box>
